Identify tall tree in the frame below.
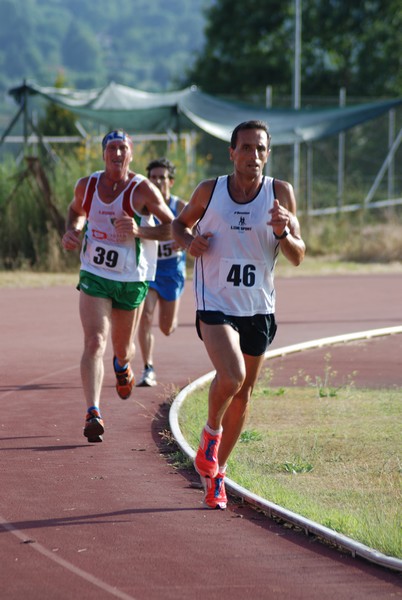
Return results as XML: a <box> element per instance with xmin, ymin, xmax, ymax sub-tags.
<box><xmin>187</xmin><ymin>0</ymin><xmax>402</xmax><ymax>99</ymax></box>
<box><xmin>302</xmin><ymin>0</ymin><xmax>402</xmax><ymax>97</ymax></box>
<box><xmin>186</xmin><ymin>0</ymin><xmax>293</xmax><ymax>96</ymax></box>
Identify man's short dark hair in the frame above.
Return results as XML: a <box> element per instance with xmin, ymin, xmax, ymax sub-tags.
<box><xmin>230</xmin><ymin>120</ymin><xmax>271</xmax><ymax>149</ymax></box>
<box><xmin>146</xmin><ymin>158</ymin><xmax>176</xmax><ymax>179</ymax></box>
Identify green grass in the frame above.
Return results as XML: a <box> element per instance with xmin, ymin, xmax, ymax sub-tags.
<box><xmin>274</xmin><ymin>254</ymin><xmax>402</xmax><ymax>277</ymax></box>
<box><xmin>0</xmin><ymin>271</ymin><xmax>79</xmax><ymax>288</ymax></box>
<box><xmin>178</xmin><ymin>374</ymin><xmax>402</xmax><ymax>559</ymax></box>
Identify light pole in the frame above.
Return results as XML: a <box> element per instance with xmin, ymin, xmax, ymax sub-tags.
<box><xmin>293</xmin><ymin>0</ymin><xmax>301</xmax><ymax>198</ymax></box>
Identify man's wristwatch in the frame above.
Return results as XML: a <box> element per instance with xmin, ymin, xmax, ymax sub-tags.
<box><xmin>273</xmin><ymin>226</ymin><xmax>290</xmax><ymax>240</ymax></box>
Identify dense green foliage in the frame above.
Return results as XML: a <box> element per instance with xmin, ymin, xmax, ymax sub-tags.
<box><xmin>188</xmin><ymin>0</ymin><xmax>293</xmax><ymax>97</ymax></box>
<box><xmin>301</xmin><ymin>0</ymin><xmax>402</xmax><ymax>97</ymax></box>
<box><xmin>187</xmin><ymin>0</ymin><xmax>402</xmax><ymax>99</ymax></box>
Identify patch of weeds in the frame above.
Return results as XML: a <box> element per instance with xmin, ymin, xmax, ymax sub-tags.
<box><xmin>290</xmin><ymin>353</ymin><xmax>356</xmax><ymax>398</ymax></box>
<box><xmin>318</xmin><ymin>386</ymin><xmax>338</xmax><ymax>398</ymax></box>
<box><xmin>278</xmin><ymin>457</ymin><xmax>314</xmax><ymax>474</ymax></box>
<box><xmin>290</xmin><ymin>369</ymin><xmax>313</xmax><ymax>386</ymax></box>
<box><xmin>159</xmin><ymin>428</ymin><xmax>176</xmax><ymax>446</ymax></box>
<box><xmin>314</xmin><ymin>353</ymin><xmax>357</xmax><ymax>398</ymax></box>
<box><xmin>159</xmin><ymin>384</ymin><xmax>180</xmax><ymax>405</ymax></box>
<box><xmin>255</xmin><ymin>367</ymin><xmax>279</xmax><ymax>397</ymax></box>
<box><xmin>258</xmin><ymin>386</ymin><xmax>286</xmax><ymax>397</ymax></box>
<box><xmin>168</xmin><ymin>451</ymin><xmax>194</xmax><ymax>470</ymax></box>
<box><xmin>261</xmin><ymin>366</ymin><xmax>273</xmax><ymax>382</ymax></box>
<box><xmin>240</xmin><ymin>429</ymin><xmax>263</xmax><ymax>443</ymax></box>
<box><xmin>158</xmin><ymin>429</ymin><xmax>194</xmax><ymax>471</ymax></box>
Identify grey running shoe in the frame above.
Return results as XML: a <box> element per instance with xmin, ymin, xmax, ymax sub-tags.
<box><xmin>137</xmin><ymin>365</ymin><xmax>157</xmax><ymax>387</ymax></box>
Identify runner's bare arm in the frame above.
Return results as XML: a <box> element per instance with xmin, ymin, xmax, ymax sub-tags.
<box><xmin>171</xmin><ymin>197</ymin><xmax>187</xmax><ymax>249</ymax></box>
<box><xmin>115</xmin><ymin>179</ymin><xmax>174</xmax><ymax>241</ymax></box>
<box><xmin>62</xmin><ymin>178</ymin><xmax>88</xmax><ymax>251</ymax></box>
<box><xmin>176</xmin><ymin>198</ymin><xmax>187</xmax><ymax>215</ymax></box>
<box><xmin>172</xmin><ymin>180</ymin><xmax>215</xmax><ymax>256</ymax></box>
<box><xmin>267</xmin><ymin>179</ymin><xmax>306</xmax><ymax>266</ymax></box>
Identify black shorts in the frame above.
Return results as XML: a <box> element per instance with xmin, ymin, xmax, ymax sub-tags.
<box><xmin>196</xmin><ymin>310</ymin><xmax>277</xmax><ymax>357</ymax></box>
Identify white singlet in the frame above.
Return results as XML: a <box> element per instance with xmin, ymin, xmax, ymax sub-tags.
<box><xmin>194</xmin><ymin>175</ymin><xmax>279</xmax><ymax>316</ymax></box>
<box><xmin>79</xmin><ymin>171</ymin><xmax>157</xmax><ymax>282</ymax></box>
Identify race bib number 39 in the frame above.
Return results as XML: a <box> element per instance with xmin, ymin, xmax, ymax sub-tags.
<box><xmin>218</xmin><ymin>258</ymin><xmax>265</xmax><ymax>289</ymax></box>
<box><xmin>88</xmin><ymin>241</ymin><xmax>128</xmax><ymax>273</ymax></box>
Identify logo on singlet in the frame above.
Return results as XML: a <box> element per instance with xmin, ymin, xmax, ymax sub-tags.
<box><xmin>231</xmin><ymin>214</ymin><xmax>252</xmax><ymax>232</ymax></box>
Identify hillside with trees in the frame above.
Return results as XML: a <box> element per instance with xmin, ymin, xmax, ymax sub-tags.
<box><xmin>1</xmin><ymin>0</ymin><xmax>401</xmax><ymax>110</ymax></box>
<box><xmin>0</xmin><ymin>0</ymin><xmax>212</xmax><ymax>95</ymax></box>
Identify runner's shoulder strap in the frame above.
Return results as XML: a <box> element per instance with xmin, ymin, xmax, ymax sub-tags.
<box><xmin>82</xmin><ymin>174</ymin><xmax>98</xmax><ymax>216</ymax></box>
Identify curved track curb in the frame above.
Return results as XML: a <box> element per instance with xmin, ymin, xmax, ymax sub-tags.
<box><xmin>169</xmin><ymin>325</ymin><xmax>402</xmax><ymax>573</ymax></box>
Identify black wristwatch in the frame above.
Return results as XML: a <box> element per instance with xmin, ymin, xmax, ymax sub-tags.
<box><xmin>273</xmin><ymin>226</ymin><xmax>290</xmax><ymax>240</ymax></box>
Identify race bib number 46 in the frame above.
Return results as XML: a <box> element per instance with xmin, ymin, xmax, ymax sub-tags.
<box><xmin>88</xmin><ymin>241</ymin><xmax>128</xmax><ymax>273</ymax></box>
<box><xmin>218</xmin><ymin>258</ymin><xmax>265</xmax><ymax>289</ymax></box>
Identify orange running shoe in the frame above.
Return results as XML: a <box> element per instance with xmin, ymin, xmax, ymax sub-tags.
<box><xmin>113</xmin><ymin>357</ymin><xmax>134</xmax><ymax>399</ymax></box>
<box><xmin>202</xmin><ymin>472</ymin><xmax>227</xmax><ymax>510</ymax></box>
<box><xmin>83</xmin><ymin>408</ymin><xmax>104</xmax><ymax>443</ymax></box>
<box><xmin>194</xmin><ymin>427</ymin><xmax>222</xmax><ymax>478</ymax></box>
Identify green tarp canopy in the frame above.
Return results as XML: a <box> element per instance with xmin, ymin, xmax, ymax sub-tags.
<box><xmin>8</xmin><ymin>81</ymin><xmax>402</xmax><ymax>146</ymax></box>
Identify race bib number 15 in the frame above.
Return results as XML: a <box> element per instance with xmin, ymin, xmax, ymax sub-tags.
<box><xmin>218</xmin><ymin>258</ymin><xmax>265</xmax><ymax>289</ymax></box>
<box><xmin>158</xmin><ymin>240</ymin><xmax>181</xmax><ymax>260</ymax></box>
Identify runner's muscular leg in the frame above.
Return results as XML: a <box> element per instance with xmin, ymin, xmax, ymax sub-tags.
<box><xmin>218</xmin><ymin>352</ymin><xmax>266</xmax><ymax>467</ymax></box>
<box><xmin>199</xmin><ymin>322</ymin><xmax>246</xmax><ymax>430</ymax></box>
<box><xmin>158</xmin><ymin>296</ymin><xmax>180</xmax><ymax>336</ymax></box>
<box><xmin>137</xmin><ymin>289</ymin><xmax>158</xmax><ymax>366</ymax></box>
<box><xmin>79</xmin><ymin>292</ymin><xmax>111</xmax><ymax>409</ymax></box>
<box><xmin>111</xmin><ymin>305</ymin><xmax>141</xmax><ymax>367</ymax></box>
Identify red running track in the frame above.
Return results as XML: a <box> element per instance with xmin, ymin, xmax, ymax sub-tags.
<box><xmin>0</xmin><ymin>273</ymin><xmax>401</xmax><ymax>599</ymax></box>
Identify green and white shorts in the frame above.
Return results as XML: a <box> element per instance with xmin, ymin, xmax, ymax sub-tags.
<box><xmin>78</xmin><ymin>270</ymin><xmax>149</xmax><ymax>311</ymax></box>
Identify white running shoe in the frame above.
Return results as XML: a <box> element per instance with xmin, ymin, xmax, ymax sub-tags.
<box><xmin>137</xmin><ymin>365</ymin><xmax>157</xmax><ymax>387</ymax></box>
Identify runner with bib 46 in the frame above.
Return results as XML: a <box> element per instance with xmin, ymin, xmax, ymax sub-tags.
<box><xmin>172</xmin><ymin>120</ymin><xmax>306</xmax><ymax>509</ymax></box>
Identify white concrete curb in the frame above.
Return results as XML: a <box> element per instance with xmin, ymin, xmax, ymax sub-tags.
<box><xmin>169</xmin><ymin>326</ymin><xmax>402</xmax><ymax>572</ymax></box>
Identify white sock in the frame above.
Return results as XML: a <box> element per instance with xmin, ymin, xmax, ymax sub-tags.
<box><xmin>204</xmin><ymin>423</ymin><xmax>223</xmax><ymax>437</ymax></box>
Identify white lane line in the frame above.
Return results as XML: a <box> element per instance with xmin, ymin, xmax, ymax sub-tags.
<box><xmin>0</xmin><ymin>364</ymin><xmax>80</xmax><ymax>401</ymax></box>
<box><xmin>0</xmin><ymin>515</ymin><xmax>137</xmax><ymax>599</ymax></box>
